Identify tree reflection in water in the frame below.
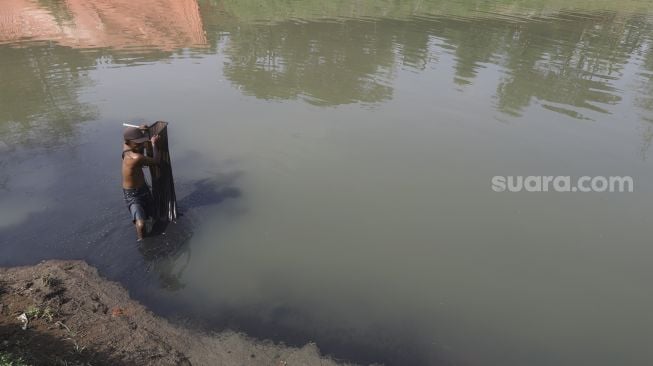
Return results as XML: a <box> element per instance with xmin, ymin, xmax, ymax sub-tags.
<box><xmin>221</xmin><ymin>11</ymin><xmax>653</xmax><ymax>119</ymax></box>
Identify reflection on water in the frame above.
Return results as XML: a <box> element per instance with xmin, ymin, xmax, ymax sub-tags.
<box><xmin>1</xmin><ymin>1</ymin><xmax>652</xmax><ymax>118</ymax></box>
<box><xmin>0</xmin><ymin>46</ymin><xmax>97</xmax><ymax>147</ymax></box>
<box><xmin>2</xmin><ymin>1</ymin><xmax>653</xmax><ymax>366</ymax></box>
<box><xmin>223</xmin><ymin>20</ymin><xmax>395</xmax><ymax>106</ymax></box>
<box><xmin>223</xmin><ymin>11</ymin><xmax>653</xmax><ymax>117</ymax></box>
<box><xmin>636</xmin><ymin>44</ymin><xmax>653</xmax><ymax>118</ymax></box>
<box><xmin>0</xmin><ymin>0</ymin><xmax>206</xmax><ymax>50</ymax></box>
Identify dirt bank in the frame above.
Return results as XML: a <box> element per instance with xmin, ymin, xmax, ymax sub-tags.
<box><xmin>0</xmin><ymin>260</ymin><xmax>352</xmax><ymax>366</ymax></box>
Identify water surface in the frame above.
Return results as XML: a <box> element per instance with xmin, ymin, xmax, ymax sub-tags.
<box><xmin>1</xmin><ymin>1</ymin><xmax>653</xmax><ymax>365</ymax></box>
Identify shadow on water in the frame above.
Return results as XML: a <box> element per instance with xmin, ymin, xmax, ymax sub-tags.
<box><xmin>178</xmin><ymin>178</ymin><xmax>242</xmax><ymax>210</ymax></box>
<box><xmin>146</xmin><ymin>175</ymin><xmax>243</xmax><ymax>241</ymax></box>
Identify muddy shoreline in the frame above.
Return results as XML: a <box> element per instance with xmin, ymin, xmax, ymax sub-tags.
<box><xmin>0</xmin><ymin>260</ymin><xmax>352</xmax><ymax>366</ymax></box>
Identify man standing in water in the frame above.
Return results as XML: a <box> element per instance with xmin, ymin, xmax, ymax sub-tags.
<box><xmin>122</xmin><ymin>125</ymin><xmax>160</xmax><ymax>241</ymax></box>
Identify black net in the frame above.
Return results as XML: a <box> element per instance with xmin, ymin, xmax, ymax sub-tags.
<box><xmin>146</xmin><ymin>121</ymin><xmax>178</xmax><ymax>222</ymax></box>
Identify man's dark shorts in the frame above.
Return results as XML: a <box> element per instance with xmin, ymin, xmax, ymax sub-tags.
<box><xmin>123</xmin><ymin>185</ymin><xmax>153</xmax><ymax>222</ymax></box>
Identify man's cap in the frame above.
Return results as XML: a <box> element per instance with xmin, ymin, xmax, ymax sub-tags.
<box><xmin>123</xmin><ymin>127</ymin><xmax>148</xmax><ymax>143</ymax></box>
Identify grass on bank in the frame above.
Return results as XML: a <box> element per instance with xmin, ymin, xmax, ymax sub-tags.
<box><xmin>0</xmin><ymin>352</ymin><xmax>29</xmax><ymax>366</ymax></box>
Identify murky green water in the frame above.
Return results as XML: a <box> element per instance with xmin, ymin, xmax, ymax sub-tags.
<box><xmin>2</xmin><ymin>1</ymin><xmax>653</xmax><ymax>365</ymax></box>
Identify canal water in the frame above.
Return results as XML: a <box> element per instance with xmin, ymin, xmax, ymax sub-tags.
<box><xmin>1</xmin><ymin>1</ymin><xmax>653</xmax><ymax>365</ymax></box>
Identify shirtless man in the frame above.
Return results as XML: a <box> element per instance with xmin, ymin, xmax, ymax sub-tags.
<box><xmin>122</xmin><ymin>125</ymin><xmax>161</xmax><ymax>241</ymax></box>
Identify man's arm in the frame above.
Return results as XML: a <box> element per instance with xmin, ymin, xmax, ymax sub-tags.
<box><xmin>140</xmin><ymin>135</ymin><xmax>161</xmax><ymax>166</ymax></box>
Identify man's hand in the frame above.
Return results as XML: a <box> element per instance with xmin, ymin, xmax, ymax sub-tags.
<box><xmin>140</xmin><ymin>135</ymin><xmax>161</xmax><ymax>167</ymax></box>
<box><xmin>139</xmin><ymin>124</ymin><xmax>149</xmax><ymax>131</ymax></box>
<box><xmin>151</xmin><ymin>135</ymin><xmax>160</xmax><ymax>147</ymax></box>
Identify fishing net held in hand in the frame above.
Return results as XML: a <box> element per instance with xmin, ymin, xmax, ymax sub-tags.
<box><xmin>147</xmin><ymin>121</ymin><xmax>178</xmax><ymax>222</ymax></box>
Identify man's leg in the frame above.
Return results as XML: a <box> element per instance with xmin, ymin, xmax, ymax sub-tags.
<box><xmin>134</xmin><ymin>220</ymin><xmax>146</xmax><ymax>241</ymax></box>
<box><xmin>130</xmin><ymin>203</ymin><xmax>148</xmax><ymax>241</ymax></box>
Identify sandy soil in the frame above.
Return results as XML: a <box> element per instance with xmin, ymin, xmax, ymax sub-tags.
<box><xmin>0</xmin><ymin>260</ymin><xmax>352</xmax><ymax>366</ymax></box>
<box><xmin>0</xmin><ymin>0</ymin><xmax>206</xmax><ymax>49</ymax></box>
